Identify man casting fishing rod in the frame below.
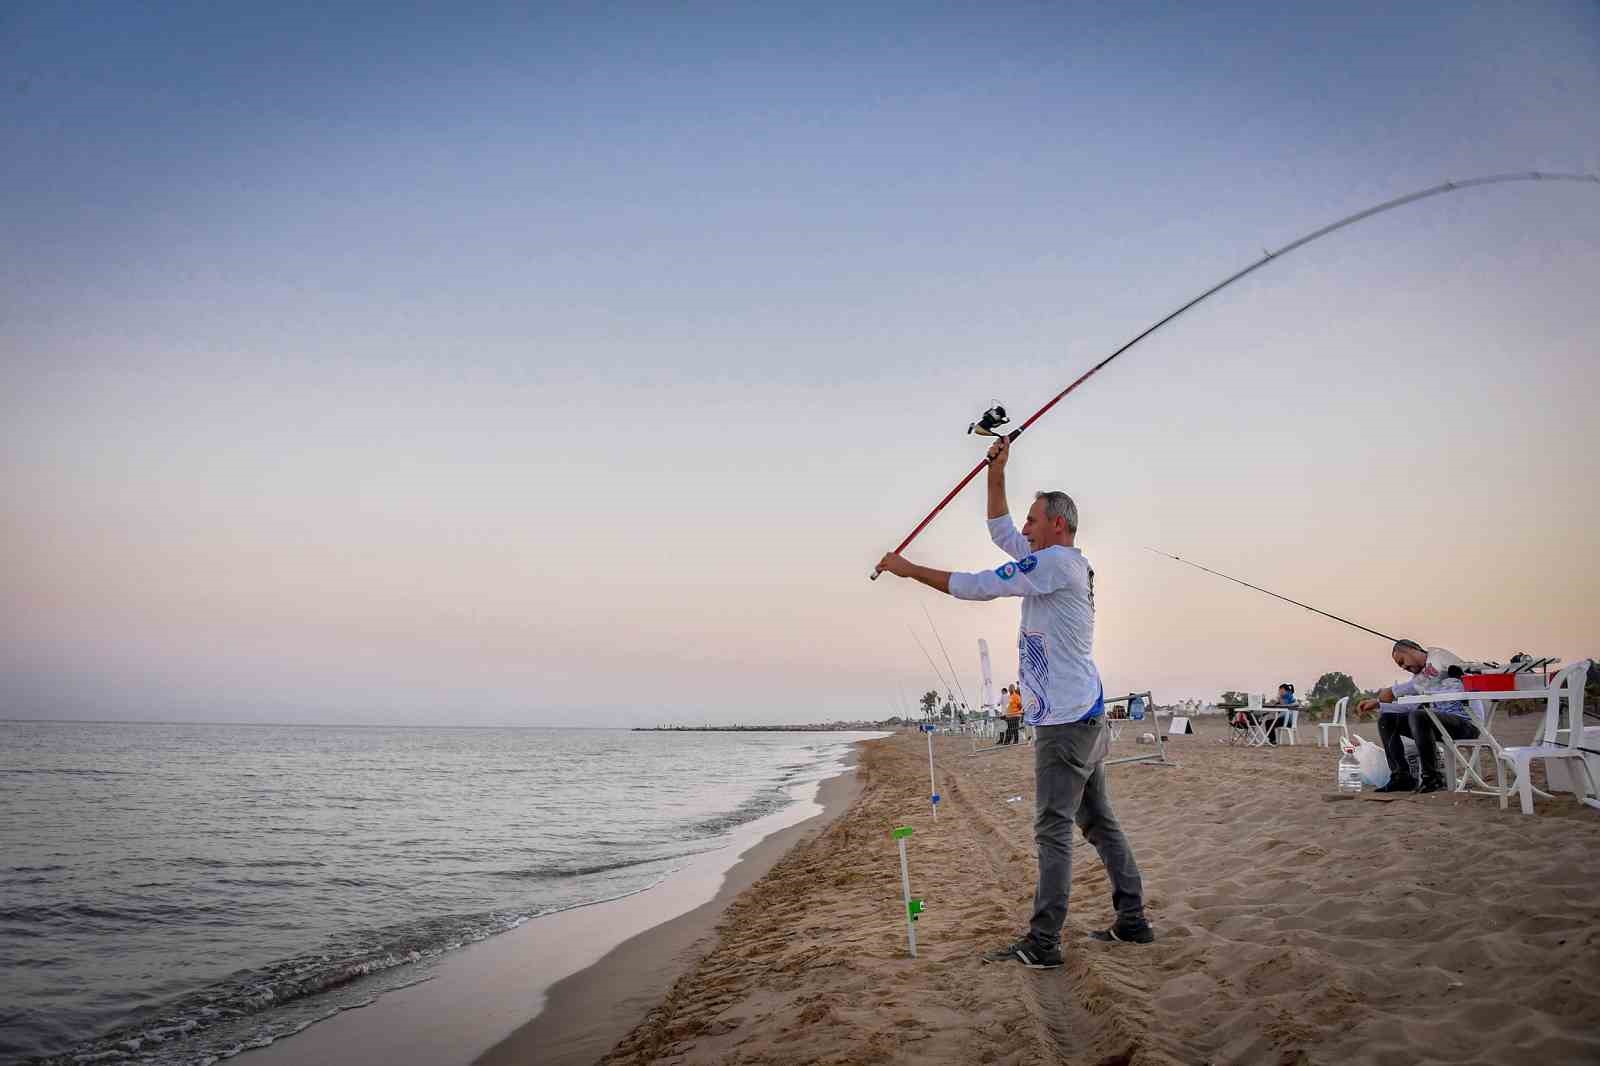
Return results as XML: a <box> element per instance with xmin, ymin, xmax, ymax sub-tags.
<box><xmin>877</xmin><ymin>436</ymin><xmax>1153</xmax><ymax>968</ymax></box>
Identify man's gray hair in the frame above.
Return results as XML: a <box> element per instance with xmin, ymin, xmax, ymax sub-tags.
<box><xmin>1034</xmin><ymin>490</ymin><xmax>1078</xmax><ymax>533</ymax></box>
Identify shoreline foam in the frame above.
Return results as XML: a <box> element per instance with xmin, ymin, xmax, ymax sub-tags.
<box><xmin>474</xmin><ymin>761</ymin><xmax>862</xmax><ymax>1066</ymax></box>
<box><xmin>234</xmin><ymin>747</ymin><xmax>866</xmax><ymax>1066</ymax></box>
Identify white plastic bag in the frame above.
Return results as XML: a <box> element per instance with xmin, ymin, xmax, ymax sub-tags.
<box><xmin>1344</xmin><ymin>733</ymin><xmax>1390</xmax><ymax>788</ymax></box>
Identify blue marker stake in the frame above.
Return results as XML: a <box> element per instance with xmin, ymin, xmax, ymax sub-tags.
<box><xmin>921</xmin><ymin>723</ymin><xmax>940</xmax><ymax>819</ymax></box>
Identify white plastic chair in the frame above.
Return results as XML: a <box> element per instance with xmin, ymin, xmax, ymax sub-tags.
<box><xmin>1426</xmin><ymin>697</ymin><xmax>1510</xmax><ymax>800</ymax></box>
<box><xmin>1500</xmin><ymin>661</ymin><xmax>1598</xmax><ymax>816</ymax></box>
<box><xmin>1275</xmin><ymin>706</ymin><xmax>1300</xmax><ymax>745</ymax></box>
<box><xmin>1317</xmin><ymin>697</ymin><xmax>1349</xmax><ymax>747</ymax></box>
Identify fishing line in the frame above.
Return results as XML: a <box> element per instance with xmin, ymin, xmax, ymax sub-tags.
<box><xmin>1150</xmin><ymin>550</ymin><xmax>1600</xmax><ymax>750</ymax></box>
<box><xmin>1146</xmin><ymin>547</ymin><xmax>1397</xmax><ymax>642</ymax></box>
<box><xmin>908</xmin><ymin>626</ymin><xmax>954</xmax><ymax>707</ymax></box>
<box><xmin>871</xmin><ymin>171</ymin><xmax>1598</xmax><ymax>579</ymax></box>
<box><xmin>922</xmin><ymin>603</ymin><xmax>971</xmax><ymax>714</ymax></box>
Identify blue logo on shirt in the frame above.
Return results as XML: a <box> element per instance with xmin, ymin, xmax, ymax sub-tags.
<box><xmin>1018</xmin><ymin>555</ymin><xmax>1038</xmax><ymax>574</ymax></box>
<box><xmin>995</xmin><ymin>562</ymin><xmax>1017</xmax><ymax>581</ymax></box>
<box><xmin>1020</xmin><ymin>632</ymin><xmax>1050</xmax><ymax>720</ymax></box>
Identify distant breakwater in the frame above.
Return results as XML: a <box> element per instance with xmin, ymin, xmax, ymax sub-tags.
<box><xmin>633</xmin><ymin>723</ymin><xmax>902</xmax><ymax>733</ymax></box>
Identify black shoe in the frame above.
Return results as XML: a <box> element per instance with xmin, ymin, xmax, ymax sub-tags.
<box><xmin>1087</xmin><ymin>919</ymin><xmax>1155</xmax><ymax>945</ymax></box>
<box><xmin>1373</xmin><ymin>774</ymin><xmax>1417</xmax><ymax>794</ymax></box>
<box><xmin>1416</xmin><ymin>774</ymin><xmax>1448</xmax><ymax>794</ymax></box>
<box><xmin>980</xmin><ymin>937</ymin><xmax>1063</xmax><ymax>969</ymax></box>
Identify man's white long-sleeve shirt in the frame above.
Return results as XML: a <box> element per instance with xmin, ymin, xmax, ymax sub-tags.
<box><xmin>1384</xmin><ymin>646</ymin><xmax>1471</xmax><ymax>720</ymax></box>
<box><xmin>947</xmin><ymin>514</ymin><xmax>1103</xmax><ymax>726</ymax></box>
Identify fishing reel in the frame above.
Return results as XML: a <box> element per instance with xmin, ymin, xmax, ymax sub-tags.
<box><xmin>967</xmin><ymin>403</ymin><xmax>1010</xmax><ymax>437</ymax></box>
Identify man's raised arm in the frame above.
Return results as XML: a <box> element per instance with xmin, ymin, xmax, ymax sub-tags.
<box><xmin>985</xmin><ymin>436</ymin><xmax>1031</xmax><ymax>560</ymax></box>
<box><xmin>986</xmin><ymin>436</ymin><xmax>1011</xmax><ymax>519</ymax></box>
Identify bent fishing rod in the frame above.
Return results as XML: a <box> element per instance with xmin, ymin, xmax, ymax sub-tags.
<box><xmin>870</xmin><ymin>170</ymin><xmax>1598</xmax><ymax>580</ymax></box>
<box><xmin>1145</xmin><ymin>548</ymin><xmax>1397</xmax><ymax>642</ymax></box>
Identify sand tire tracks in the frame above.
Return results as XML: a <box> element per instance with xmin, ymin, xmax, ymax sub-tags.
<box><xmin>941</xmin><ymin>742</ymin><xmax>1182</xmax><ymax>1066</ymax></box>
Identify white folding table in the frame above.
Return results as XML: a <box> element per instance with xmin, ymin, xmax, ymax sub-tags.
<box><xmin>1390</xmin><ymin>686</ymin><xmax>1567</xmax><ymax>807</ymax></box>
<box><xmin>1245</xmin><ymin>710</ymin><xmax>1281</xmax><ymax>747</ymax></box>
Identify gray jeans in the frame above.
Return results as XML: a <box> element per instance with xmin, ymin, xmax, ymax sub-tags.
<box><xmin>1029</xmin><ymin>718</ymin><xmax>1145</xmax><ymax>947</ymax></box>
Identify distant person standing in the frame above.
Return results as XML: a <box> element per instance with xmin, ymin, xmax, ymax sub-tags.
<box><xmin>877</xmin><ymin>434</ymin><xmax>1152</xmax><ymax>967</ymax></box>
<box><xmin>1002</xmin><ymin>684</ymin><xmax>1024</xmax><ymax>745</ymax></box>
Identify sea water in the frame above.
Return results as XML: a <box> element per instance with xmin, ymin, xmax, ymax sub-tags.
<box><xmin>0</xmin><ymin>722</ymin><xmax>881</xmax><ymax>1065</ymax></box>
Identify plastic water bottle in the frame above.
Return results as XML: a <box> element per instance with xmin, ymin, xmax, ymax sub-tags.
<box><xmin>1337</xmin><ymin>748</ymin><xmax>1363</xmax><ymax>794</ymax></box>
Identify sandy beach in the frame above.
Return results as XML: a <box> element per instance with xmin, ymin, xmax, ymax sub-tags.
<box><xmin>559</xmin><ymin>718</ymin><xmax>1600</xmax><ymax>1065</ymax></box>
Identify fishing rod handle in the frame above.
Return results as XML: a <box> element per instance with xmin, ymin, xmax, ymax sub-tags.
<box><xmin>870</xmin><ymin>427</ymin><xmax>1024</xmax><ymax>581</ymax></box>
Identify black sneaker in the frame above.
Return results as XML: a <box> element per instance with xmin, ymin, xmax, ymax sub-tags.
<box><xmin>1087</xmin><ymin>920</ymin><xmax>1155</xmax><ymax>945</ymax></box>
<box><xmin>1416</xmin><ymin>774</ymin><xmax>1448</xmax><ymax>794</ymax></box>
<box><xmin>980</xmin><ymin>938</ymin><xmax>1063</xmax><ymax>969</ymax></box>
<box><xmin>1373</xmin><ymin>774</ymin><xmax>1417</xmax><ymax>794</ymax></box>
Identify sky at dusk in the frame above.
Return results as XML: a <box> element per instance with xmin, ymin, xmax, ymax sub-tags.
<box><xmin>4</xmin><ymin>2</ymin><xmax>1598</xmax><ymax>725</ymax></box>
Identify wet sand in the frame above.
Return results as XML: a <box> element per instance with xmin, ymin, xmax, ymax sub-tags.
<box><xmin>475</xmin><ymin>767</ymin><xmax>861</xmax><ymax>1066</ymax></box>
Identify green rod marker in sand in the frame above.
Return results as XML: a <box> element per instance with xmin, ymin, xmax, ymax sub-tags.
<box><xmin>891</xmin><ymin>826</ymin><xmax>921</xmax><ymax>958</ymax></box>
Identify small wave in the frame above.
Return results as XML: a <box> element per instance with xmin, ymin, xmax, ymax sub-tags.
<box><xmin>487</xmin><ymin>848</ymin><xmax>719</xmax><ymax>882</ymax></box>
<box><xmin>0</xmin><ymin>900</ymin><xmax>227</xmax><ymax>926</ymax></box>
<box><xmin>488</xmin><ymin>856</ymin><xmax>667</xmax><ymax>881</ymax></box>
<box><xmin>583</xmin><ymin>836</ymin><xmax>663</xmax><ymax>849</ymax></box>
<box><xmin>325</xmin><ymin>876</ymin><xmax>382</xmax><ymax>888</ymax></box>
<box><xmin>36</xmin><ymin>910</ymin><xmax>530</xmax><ymax>1065</ymax></box>
<box><xmin>171</xmin><ymin>856</ymin><xmax>229</xmax><ymax>870</ymax></box>
<box><xmin>0</xmin><ymin>767</ymin><xmax>134</xmax><ymax>776</ymax></box>
<box><xmin>687</xmin><ymin>787</ymin><xmax>793</xmax><ymax>835</ymax></box>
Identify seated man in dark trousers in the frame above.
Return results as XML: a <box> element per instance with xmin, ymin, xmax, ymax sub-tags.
<box><xmin>1357</xmin><ymin>639</ymin><xmax>1479</xmax><ymax>794</ymax></box>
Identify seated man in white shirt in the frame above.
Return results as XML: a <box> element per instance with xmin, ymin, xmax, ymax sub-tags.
<box><xmin>1357</xmin><ymin>639</ymin><xmax>1478</xmax><ymax>794</ymax></box>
